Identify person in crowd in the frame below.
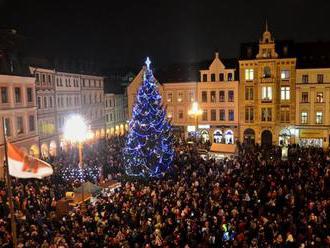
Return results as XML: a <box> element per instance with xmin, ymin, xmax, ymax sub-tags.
<box><xmin>0</xmin><ymin>135</ymin><xmax>329</xmax><ymax>247</ymax></box>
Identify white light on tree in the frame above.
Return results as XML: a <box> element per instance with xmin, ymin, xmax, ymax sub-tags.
<box><xmin>63</xmin><ymin>114</ymin><xmax>88</xmax><ymax>143</ymax></box>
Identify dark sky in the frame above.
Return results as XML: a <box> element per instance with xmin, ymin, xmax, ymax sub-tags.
<box><xmin>0</xmin><ymin>0</ymin><xmax>329</xmax><ymax>68</ymax></box>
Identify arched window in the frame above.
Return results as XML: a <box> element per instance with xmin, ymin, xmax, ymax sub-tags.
<box><xmin>263</xmin><ymin>66</ymin><xmax>271</xmax><ymax>78</ymax></box>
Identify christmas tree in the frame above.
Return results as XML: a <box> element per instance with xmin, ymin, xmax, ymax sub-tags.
<box><xmin>123</xmin><ymin>58</ymin><xmax>174</xmax><ymax>177</ymax></box>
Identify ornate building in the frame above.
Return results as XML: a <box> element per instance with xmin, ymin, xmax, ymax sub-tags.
<box><xmin>239</xmin><ymin>25</ymin><xmax>296</xmax><ymax>146</ymax></box>
<box><xmin>29</xmin><ymin>67</ymin><xmax>58</xmax><ymax>158</ymax></box>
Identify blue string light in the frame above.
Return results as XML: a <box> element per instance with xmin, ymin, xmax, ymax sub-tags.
<box><xmin>123</xmin><ymin>57</ymin><xmax>174</xmax><ymax>177</ymax></box>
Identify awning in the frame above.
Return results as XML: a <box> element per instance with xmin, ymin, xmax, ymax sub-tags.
<box><xmin>210</xmin><ymin>143</ymin><xmax>236</xmax><ymax>154</ymax></box>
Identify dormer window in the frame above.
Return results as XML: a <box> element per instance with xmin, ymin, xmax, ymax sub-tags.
<box><xmin>219</xmin><ymin>73</ymin><xmax>224</xmax><ymax>81</ymax></box>
<box><xmin>228</xmin><ymin>73</ymin><xmax>233</xmax><ymax>81</ymax></box>
<box><xmin>202</xmin><ymin>74</ymin><xmax>207</xmax><ymax>82</ymax></box>
<box><xmin>211</xmin><ymin>73</ymin><xmax>215</xmax><ymax>82</ymax></box>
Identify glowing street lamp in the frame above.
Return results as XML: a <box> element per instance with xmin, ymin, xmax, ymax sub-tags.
<box><xmin>63</xmin><ymin>114</ymin><xmax>89</xmax><ymax>210</ymax></box>
<box><xmin>63</xmin><ymin>114</ymin><xmax>89</xmax><ymax>166</ymax></box>
<box><xmin>188</xmin><ymin>101</ymin><xmax>203</xmax><ymax>140</ymax></box>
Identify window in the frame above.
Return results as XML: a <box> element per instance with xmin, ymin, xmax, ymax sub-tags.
<box><xmin>245</xmin><ymin>87</ymin><xmax>253</xmax><ymax>100</ymax></box>
<box><xmin>245</xmin><ymin>69</ymin><xmax>254</xmax><ymax>80</ymax></box>
<box><xmin>281</xmin><ymin>70</ymin><xmax>290</xmax><ymax>80</ymax></box>
<box><xmin>44</xmin><ymin>97</ymin><xmax>47</xmax><ymax>108</ymax></box>
<box><xmin>301</xmin><ymin>112</ymin><xmax>308</xmax><ymax>124</ymax></box>
<box><xmin>47</xmin><ymin>75</ymin><xmax>51</xmax><ymax>83</ymax></box>
<box><xmin>219</xmin><ymin>91</ymin><xmax>225</xmax><ymax>102</ymax></box>
<box><xmin>37</xmin><ymin>97</ymin><xmax>41</xmax><ymax>109</ymax></box>
<box><xmin>245</xmin><ymin>107</ymin><xmax>254</xmax><ymax>123</ymax></box>
<box><xmin>178</xmin><ymin>110</ymin><xmax>184</xmax><ymax>119</ymax></box>
<box><xmin>29</xmin><ymin>115</ymin><xmax>35</xmax><ymax>132</ymax></box>
<box><xmin>211</xmin><ymin>109</ymin><xmax>216</xmax><ymax>121</ymax></box>
<box><xmin>316</xmin><ymin>112</ymin><xmax>323</xmax><ymax>124</ymax></box>
<box><xmin>302</xmin><ymin>75</ymin><xmax>309</xmax><ymax>83</ymax></box>
<box><xmin>219</xmin><ymin>109</ymin><xmax>225</xmax><ymax>121</ymax></box>
<box><xmin>261</xmin><ymin>86</ymin><xmax>272</xmax><ymax>101</ymax></box>
<box><xmin>302</xmin><ymin>92</ymin><xmax>309</xmax><ymax>103</ymax></box>
<box><xmin>27</xmin><ymin>88</ymin><xmax>33</xmax><ymax>103</ymax></box>
<box><xmin>280</xmin><ymin>87</ymin><xmax>290</xmax><ymax>100</ymax></box>
<box><xmin>261</xmin><ymin>108</ymin><xmax>272</xmax><ymax>122</ymax></box>
<box><xmin>202</xmin><ymin>91</ymin><xmax>207</xmax><ymax>102</ymax></box>
<box><xmin>36</xmin><ymin>73</ymin><xmax>40</xmax><ymax>83</ymax></box>
<box><xmin>177</xmin><ymin>92</ymin><xmax>183</xmax><ymax>102</ymax></box>
<box><xmin>219</xmin><ymin>73</ymin><xmax>224</xmax><ymax>81</ymax></box>
<box><xmin>316</xmin><ymin>92</ymin><xmax>324</xmax><ymax>103</ymax></box>
<box><xmin>15</xmin><ymin>87</ymin><xmax>21</xmax><ymax>103</ymax></box>
<box><xmin>228</xmin><ymin>110</ymin><xmax>234</xmax><ymax>121</ymax></box>
<box><xmin>17</xmin><ymin>116</ymin><xmax>24</xmax><ymax>134</ymax></box>
<box><xmin>202</xmin><ymin>74</ymin><xmax>207</xmax><ymax>82</ymax></box>
<box><xmin>211</xmin><ymin>73</ymin><xmax>215</xmax><ymax>82</ymax></box>
<box><xmin>4</xmin><ymin>118</ymin><xmax>11</xmax><ymax>136</ymax></box>
<box><xmin>167</xmin><ymin>93</ymin><xmax>172</xmax><ymax>102</ymax></box>
<box><xmin>280</xmin><ymin>107</ymin><xmax>290</xmax><ymax>123</ymax></box>
<box><xmin>49</xmin><ymin>97</ymin><xmax>53</xmax><ymax>108</ymax></box>
<box><xmin>228</xmin><ymin>90</ymin><xmax>234</xmax><ymax>102</ymax></box>
<box><xmin>202</xmin><ymin>110</ymin><xmax>208</xmax><ymax>121</ymax></box>
<box><xmin>227</xmin><ymin>73</ymin><xmax>233</xmax><ymax>81</ymax></box>
<box><xmin>317</xmin><ymin>74</ymin><xmax>324</xmax><ymax>83</ymax></box>
<box><xmin>263</xmin><ymin>66</ymin><xmax>271</xmax><ymax>78</ymax></box>
<box><xmin>210</xmin><ymin>91</ymin><xmax>216</xmax><ymax>102</ymax></box>
<box><xmin>1</xmin><ymin>87</ymin><xmax>8</xmax><ymax>103</ymax></box>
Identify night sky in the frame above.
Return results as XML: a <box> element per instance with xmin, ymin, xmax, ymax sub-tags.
<box><xmin>0</xmin><ymin>0</ymin><xmax>329</xmax><ymax>68</ymax></box>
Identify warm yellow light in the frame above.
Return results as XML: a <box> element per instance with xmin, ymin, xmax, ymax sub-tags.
<box><xmin>63</xmin><ymin>114</ymin><xmax>88</xmax><ymax>143</ymax></box>
<box><xmin>188</xmin><ymin>101</ymin><xmax>203</xmax><ymax>116</ymax></box>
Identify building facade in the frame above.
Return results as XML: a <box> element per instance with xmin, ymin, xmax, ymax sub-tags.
<box><xmin>0</xmin><ymin>74</ymin><xmax>39</xmax><ymax>171</ymax></box>
<box><xmin>55</xmin><ymin>71</ymin><xmax>82</xmax><ymax>149</ymax></box>
<box><xmin>104</xmin><ymin>93</ymin><xmax>128</xmax><ymax>136</ymax></box>
<box><xmin>80</xmin><ymin>74</ymin><xmax>105</xmax><ymax>138</ymax></box>
<box><xmin>127</xmin><ymin>53</ymin><xmax>239</xmax><ymax>143</ymax></box>
<box><xmin>30</xmin><ymin>67</ymin><xmax>58</xmax><ymax>158</ymax></box>
<box><xmin>295</xmin><ymin>68</ymin><xmax>330</xmax><ymax>147</ymax></box>
<box><xmin>239</xmin><ymin>27</ymin><xmax>296</xmax><ymax>146</ymax></box>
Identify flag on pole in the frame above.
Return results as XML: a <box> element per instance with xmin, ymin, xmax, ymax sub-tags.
<box><xmin>7</xmin><ymin>142</ymin><xmax>53</xmax><ymax>179</ymax></box>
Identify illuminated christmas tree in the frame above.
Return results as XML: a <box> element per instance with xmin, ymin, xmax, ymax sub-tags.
<box><xmin>123</xmin><ymin>58</ymin><xmax>174</xmax><ymax>177</ymax></box>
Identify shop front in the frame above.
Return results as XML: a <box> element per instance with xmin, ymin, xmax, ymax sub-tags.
<box><xmin>298</xmin><ymin>129</ymin><xmax>327</xmax><ymax>148</ymax></box>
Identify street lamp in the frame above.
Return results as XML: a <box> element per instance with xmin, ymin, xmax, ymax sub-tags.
<box><xmin>188</xmin><ymin>101</ymin><xmax>203</xmax><ymax>141</ymax></box>
<box><xmin>63</xmin><ymin>114</ymin><xmax>89</xmax><ymax>209</ymax></box>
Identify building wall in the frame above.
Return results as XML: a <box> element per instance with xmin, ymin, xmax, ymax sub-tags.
<box><xmin>127</xmin><ymin>54</ymin><xmax>239</xmax><ymax>143</ymax></box>
<box><xmin>105</xmin><ymin>93</ymin><xmax>128</xmax><ymax>136</ymax></box>
<box><xmin>0</xmin><ymin>74</ymin><xmax>39</xmax><ymax>176</ymax></box>
<box><xmin>80</xmin><ymin>75</ymin><xmax>105</xmax><ymax>138</ymax></box>
<box><xmin>295</xmin><ymin>68</ymin><xmax>330</xmax><ymax>147</ymax></box>
<box><xmin>30</xmin><ymin>67</ymin><xmax>58</xmax><ymax>158</ymax></box>
<box><xmin>239</xmin><ymin>29</ymin><xmax>297</xmax><ymax>146</ymax></box>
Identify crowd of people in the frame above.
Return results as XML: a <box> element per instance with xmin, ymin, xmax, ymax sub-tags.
<box><xmin>0</xmin><ymin>136</ymin><xmax>329</xmax><ymax>247</ymax></box>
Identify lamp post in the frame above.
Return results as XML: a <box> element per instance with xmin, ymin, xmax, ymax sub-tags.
<box><xmin>63</xmin><ymin>114</ymin><xmax>89</xmax><ymax>210</ymax></box>
<box><xmin>188</xmin><ymin>101</ymin><xmax>203</xmax><ymax>141</ymax></box>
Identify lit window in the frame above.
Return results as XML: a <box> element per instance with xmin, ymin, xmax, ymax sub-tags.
<box><xmin>316</xmin><ymin>92</ymin><xmax>323</xmax><ymax>103</ymax></box>
<box><xmin>281</xmin><ymin>87</ymin><xmax>290</xmax><ymax>100</ymax></box>
<box><xmin>261</xmin><ymin>108</ymin><xmax>272</xmax><ymax>122</ymax></box>
<box><xmin>167</xmin><ymin>93</ymin><xmax>172</xmax><ymax>102</ymax></box>
<box><xmin>281</xmin><ymin>70</ymin><xmax>290</xmax><ymax>80</ymax></box>
<box><xmin>263</xmin><ymin>67</ymin><xmax>271</xmax><ymax>78</ymax></box>
<box><xmin>262</xmin><ymin>86</ymin><xmax>272</xmax><ymax>101</ymax></box>
<box><xmin>316</xmin><ymin>112</ymin><xmax>323</xmax><ymax>124</ymax></box>
<box><xmin>177</xmin><ymin>92</ymin><xmax>183</xmax><ymax>102</ymax></box>
<box><xmin>301</xmin><ymin>112</ymin><xmax>308</xmax><ymax>124</ymax></box>
<box><xmin>210</xmin><ymin>91</ymin><xmax>216</xmax><ymax>102</ymax></box>
<box><xmin>245</xmin><ymin>69</ymin><xmax>254</xmax><ymax>80</ymax></box>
